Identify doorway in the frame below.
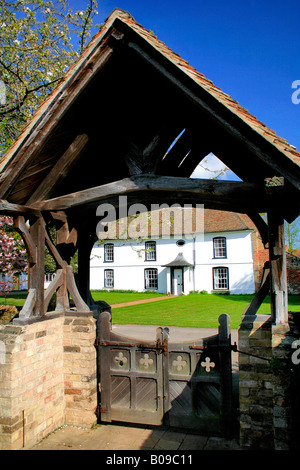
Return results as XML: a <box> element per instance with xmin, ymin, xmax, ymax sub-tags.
<box><xmin>173</xmin><ymin>268</ymin><xmax>183</xmax><ymax>295</ymax></box>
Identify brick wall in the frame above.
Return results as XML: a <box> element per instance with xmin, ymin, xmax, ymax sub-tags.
<box><xmin>251</xmin><ymin>232</ymin><xmax>300</xmax><ymax>294</ymax></box>
<box><xmin>239</xmin><ymin>312</ymin><xmax>300</xmax><ymax>450</ymax></box>
<box><xmin>271</xmin><ymin>313</ymin><xmax>300</xmax><ymax>449</ymax></box>
<box><xmin>0</xmin><ymin>317</ymin><xmax>65</xmax><ymax>450</ymax></box>
<box><xmin>287</xmin><ymin>253</ymin><xmax>300</xmax><ymax>294</ymax></box>
<box><xmin>238</xmin><ymin>314</ymin><xmax>274</xmax><ymax>449</ymax></box>
<box><xmin>0</xmin><ymin>313</ymin><xmax>97</xmax><ymax>450</ymax></box>
<box><xmin>63</xmin><ymin>315</ymin><xmax>97</xmax><ymax>427</ymax></box>
<box><xmin>251</xmin><ymin>231</ymin><xmax>269</xmax><ymax>290</ymax></box>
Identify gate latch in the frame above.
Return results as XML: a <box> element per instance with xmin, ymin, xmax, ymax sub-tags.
<box><xmin>156</xmin><ymin>338</ymin><xmax>168</xmax><ymax>356</ymax></box>
<box><xmin>137</xmin><ymin>339</ymin><xmax>168</xmax><ymax>355</ymax></box>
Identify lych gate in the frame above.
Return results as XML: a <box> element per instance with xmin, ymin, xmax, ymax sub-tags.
<box><xmin>0</xmin><ymin>9</ymin><xmax>299</xmax><ymax>450</ymax></box>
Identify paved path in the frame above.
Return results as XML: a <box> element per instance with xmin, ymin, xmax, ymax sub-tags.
<box><xmin>112</xmin><ymin>324</ymin><xmax>237</xmax><ymax>343</ymax></box>
<box><xmin>110</xmin><ymin>295</ymin><xmax>175</xmax><ymax>308</ymax></box>
<box><xmin>30</xmin><ymin>423</ymin><xmax>241</xmax><ymax>451</ymax></box>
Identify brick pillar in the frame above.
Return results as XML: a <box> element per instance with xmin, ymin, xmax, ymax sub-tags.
<box><xmin>0</xmin><ymin>313</ymin><xmax>97</xmax><ymax>450</ymax></box>
<box><xmin>63</xmin><ymin>314</ymin><xmax>97</xmax><ymax>427</ymax></box>
<box><xmin>238</xmin><ymin>314</ymin><xmax>274</xmax><ymax>449</ymax></box>
<box><xmin>0</xmin><ymin>318</ymin><xmax>65</xmax><ymax>450</ymax></box>
<box><xmin>271</xmin><ymin>315</ymin><xmax>300</xmax><ymax>450</ymax></box>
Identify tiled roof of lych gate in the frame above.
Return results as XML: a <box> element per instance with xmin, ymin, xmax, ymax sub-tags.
<box><xmin>1</xmin><ymin>8</ymin><xmax>299</xmax><ymax>179</ymax></box>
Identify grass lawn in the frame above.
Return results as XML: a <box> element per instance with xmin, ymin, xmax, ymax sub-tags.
<box><xmin>92</xmin><ymin>290</ymin><xmax>166</xmax><ymax>305</ymax></box>
<box><xmin>1</xmin><ymin>290</ymin><xmax>299</xmax><ymax>330</ymax></box>
<box><xmin>0</xmin><ymin>291</ymin><xmax>28</xmax><ymax>308</ymax></box>
<box><xmin>0</xmin><ymin>289</ymin><xmax>165</xmax><ymax>308</ymax></box>
<box><xmin>110</xmin><ymin>293</ymin><xmax>300</xmax><ymax>330</ymax></box>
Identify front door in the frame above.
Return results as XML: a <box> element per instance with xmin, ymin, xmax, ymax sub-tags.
<box><xmin>173</xmin><ymin>268</ymin><xmax>183</xmax><ymax>295</ymax></box>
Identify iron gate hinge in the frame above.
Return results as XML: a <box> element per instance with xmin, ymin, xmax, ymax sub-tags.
<box><xmin>189</xmin><ymin>341</ymin><xmax>270</xmax><ymax>362</ymax></box>
<box><xmin>231</xmin><ymin>341</ymin><xmax>271</xmax><ymax>362</ymax></box>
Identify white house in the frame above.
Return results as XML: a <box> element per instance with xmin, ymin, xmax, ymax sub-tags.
<box><xmin>90</xmin><ymin>208</ymin><xmax>257</xmax><ymax>295</ymax></box>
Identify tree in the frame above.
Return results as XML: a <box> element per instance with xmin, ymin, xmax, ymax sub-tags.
<box><xmin>0</xmin><ymin>216</ymin><xmax>27</xmax><ymax>276</ymax></box>
<box><xmin>285</xmin><ymin>218</ymin><xmax>300</xmax><ymax>254</ymax></box>
<box><xmin>0</xmin><ymin>216</ymin><xmax>27</xmax><ymax>297</ymax></box>
<box><xmin>0</xmin><ymin>1</ymin><xmax>99</xmax><ymax>289</ymax></box>
<box><xmin>0</xmin><ymin>0</ymin><xmax>99</xmax><ymax>154</ymax></box>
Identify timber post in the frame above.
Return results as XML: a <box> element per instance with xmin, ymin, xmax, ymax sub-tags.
<box><xmin>14</xmin><ymin>215</ymin><xmax>46</xmax><ymax>319</ymax></box>
<box><xmin>77</xmin><ymin>225</ymin><xmax>98</xmax><ymax>308</ymax></box>
<box><xmin>267</xmin><ymin>211</ymin><xmax>288</xmax><ymax>324</ymax></box>
<box><xmin>265</xmin><ymin>177</ymin><xmax>288</xmax><ymax>324</ymax></box>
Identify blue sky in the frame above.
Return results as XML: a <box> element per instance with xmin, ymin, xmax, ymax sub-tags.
<box><xmin>72</xmin><ymin>0</ymin><xmax>300</xmax><ymax>180</ymax></box>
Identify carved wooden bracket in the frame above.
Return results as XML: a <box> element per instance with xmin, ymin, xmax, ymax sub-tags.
<box><xmin>14</xmin><ymin>213</ymin><xmax>89</xmax><ymax>320</ymax></box>
<box><xmin>44</xmin><ymin>265</ymin><xmax>89</xmax><ymax>313</ymax></box>
<box><xmin>14</xmin><ymin>216</ymin><xmax>37</xmax><ymax>265</ymax></box>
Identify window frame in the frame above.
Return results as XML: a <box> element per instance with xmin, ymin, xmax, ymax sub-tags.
<box><xmin>104</xmin><ymin>243</ymin><xmax>114</xmax><ymax>263</ymax></box>
<box><xmin>104</xmin><ymin>269</ymin><xmax>114</xmax><ymax>288</ymax></box>
<box><xmin>213</xmin><ymin>266</ymin><xmax>229</xmax><ymax>291</ymax></box>
<box><xmin>145</xmin><ymin>241</ymin><xmax>157</xmax><ymax>261</ymax></box>
<box><xmin>144</xmin><ymin>268</ymin><xmax>158</xmax><ymax>290</ymax></box>
<box><xmin>213</xmin><ymin>237</ymin><xmax>227</xmax><ymax>259</ymax></box>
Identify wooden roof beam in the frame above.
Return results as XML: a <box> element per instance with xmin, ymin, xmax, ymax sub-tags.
<box><xmin>31</xmin><ymin>175</ymin><xmax>270</xmax><ymax>213</ymax></box>
<box><xmin>0</xmin><ymin>199</ymin><xmax>41</xmax><ymax>218</ymax></box>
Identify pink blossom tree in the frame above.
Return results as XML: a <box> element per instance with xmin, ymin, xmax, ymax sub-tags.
<box><xmin>0</xmin><ymin>216</ymin><xmax>27</xmax><ymax>299</ymax></box>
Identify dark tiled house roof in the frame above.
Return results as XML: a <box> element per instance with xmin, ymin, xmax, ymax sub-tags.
<box><xmin>99</xmin><ymin>207</ymin><xmax>256</xmax><ymax>239</ymax></box>
<box><xmin>204</xmin><ymin>209</ymin><xmax>255</xmax><ymax>233</ymax></box>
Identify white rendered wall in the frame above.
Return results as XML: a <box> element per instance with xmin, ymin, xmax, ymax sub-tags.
<box><xmin>90</xmin><ymin>230</ymin><xmax>255</xmax><ymax>294</ymax></box>
<box><xmin>194</xmin><ymin>231</ymin><xmax>255</xmax><ymax>294</ymax></box>
<box><xmin>90</xmin><ymin>237</ymin><xmax>194</xmax><ymax>294</ymax></box>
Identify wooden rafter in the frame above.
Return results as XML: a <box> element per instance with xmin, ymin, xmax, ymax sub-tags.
<box><xmin>27</xmin><ymin>134</ymin><xmax>89</xmax><ymax>204</ymax></box>
<box><xmin>0</xmin><ymin>43</ymin><xmax>114</xmax><ymax>200</ymax></box>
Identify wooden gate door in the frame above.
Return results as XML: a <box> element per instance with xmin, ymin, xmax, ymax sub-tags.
<box><xmin>97</xmin><ymin>312</ymin><xmax>233</xmax><ymax>435</ymax></box>
<box><xmin>98</xmin><ymin>311</ymin><xmax>168</xmax><ymax>426</ymax></box>
<box><xmin>164</xmin><ymin>314</ymin><xmax>233</xmax><ymax>435</ymax></box>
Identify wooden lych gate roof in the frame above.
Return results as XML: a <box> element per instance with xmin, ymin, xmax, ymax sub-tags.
<box><xmin>0</xmin><ymin>8</ymin><xmax>299</xmax><ymax>223</ymax></box>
